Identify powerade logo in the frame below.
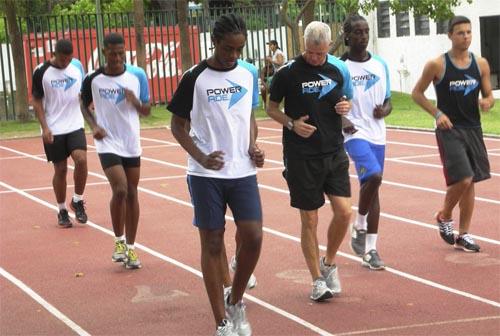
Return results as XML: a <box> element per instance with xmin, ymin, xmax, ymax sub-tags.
<box><xmin>98</xmin><ymin>84</ymin><xmax>126</xmax><ymax>104</ymax></box>
<box><xmin>352</xmin><ymin>70</ymin><xmax>379</xmax><ymax>91</ymax></box>
<box><xmin>206</xmin><ymin>79</ymin><xmax>247</xmax><ymax>109</ymax></box>
<box><xmin>301</xmin><ymin>74</ymin><xmax>336</xmax><ymax>98</ymax></box>
<box><xmin>50</xmin><ymin>75</ymin><xmax>77</xmax><ymax>91</ymax></box>
<box><xmin>449</xmin><ymin>75</ymin><xmax>479</xmax><ymax>96</ymax></box>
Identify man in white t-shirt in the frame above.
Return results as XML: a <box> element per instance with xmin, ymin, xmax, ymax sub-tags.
<box><xmin>32</xmin><ymin>39</ymin><xmax>88</xmax><ymax>228</ymax></box>
<box><xmin>80</xmin><ymin>32</ymin><xmax>150</xmax><ymax>270</ymax></box>
<box><xmin>168</xmin><ymin>14</ymin><xmax>264</xmax><ymax>336</ymax></box>
<box><xmin>341</xmin><ymin>15</ymin><xmax>392</xmax><ymax>270</ymax></box>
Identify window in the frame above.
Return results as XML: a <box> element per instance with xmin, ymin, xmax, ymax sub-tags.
<box><xmin>396</xmin><ymin>10</ymin><xmax>410</xmax><ymax>36</ymax></box>
<box><xmin>377</xmin><ymin>1</ymin><xmax>390</xmax><ymax>38</ymax></box>
<box><xmin>436</xmin><ymin>20</ymin><xmax>449</xmax><ymax>34</ymax></box>
<box><xmin>415</xmin><ymin>15</ymin><xmax>430</xmax><ymax>35</ymax></box>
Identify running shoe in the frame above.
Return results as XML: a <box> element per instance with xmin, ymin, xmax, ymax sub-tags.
<box><xmin>124</xmin><ymin>249</ymin><xmax>142</xmax><ymax>269</ymax></box>
<box><xmin>57</xmin><ymin>209</ymin><xmax>72</xmax><ymax>228</ymax></box>
<box><xmin>112</xmin><ymin>240</ymin><xmax>127</xmax><ymax>262</ymax></box>
<box><xmin>226</xmin><ymin>300</ymin><xmax>251</xmax><ymax>336</ymax></box>
<box><xmin>436</xmin><ymin>213</ymin><xmax>455</xmax><ymax>245</ymax></box>
<box><xmin>319</xmin><ymin>257</ymin><xmax>342</xmax><ymax>294</ymax></box>
<box><xmin>362</xmin><ymin>249</ymin><xmax>386</xmax><ymax>270</ymax></box>
<box><xmin>215</xmin><ymin>319</ymin><xmax>237</xmax><ymax>336</ymax></box>
<box><xmin>455</xmin><ymin>234</ymin><xmax>481</xmax><ymax>252</ymax></box>
<box><xmin>230</xmin><ymin>256</ymin><xmax>257</xmax><ymax>289</ymax></box>
<box><xmin>310</xmin><ymin>277</ymin><xmax>333</xmax><ymax>302</ymax></box>
<box><xmin>350</xmin><ymin>226</ymin><xmax>366</xmax><ymax>256</ymax></box>
<box><xmin>70</xmin><ymin>199</ymin><xmax>88</xmax><ymax>223</ymax></box>
<box><xmin>224</xmin><ymin>286</ymin><xmax>232</xmax><ymax>309</ymax></box>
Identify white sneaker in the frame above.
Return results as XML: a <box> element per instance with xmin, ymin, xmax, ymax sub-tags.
<box><xmin>319</xmin><ymin>257</ymin><xmax>341</xmax><ymax>294</ymax></box>
<box><xmin>224</xmin><ymin>286</ymin><xmax>232</xmax><ymax>309</ymax></box>
<box><xmin>310</xmin><ymin>277</ymin><xmax>333</xmax><ymax>302</ymax></box>
<box><xmin>226</xmin><ymin>301</ymin><xmax>252</xmax><ymax>336</ymax></box>
<box><xmin>215</xmin><ymin>319</ymin><xmax>237</xmax><ymax>336</ymax></box>
<box><xmin>230</xmin><ymin>256</ymin><xmax>257</xmax><ymax>289</ymax></box>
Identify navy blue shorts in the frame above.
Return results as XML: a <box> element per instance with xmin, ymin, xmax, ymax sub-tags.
<box><xmin>187</xmin><ymin>175</ymin><xmax>262</xmax><ymax>231</ymax></box>
<box><xmin>344</xmin><ymin>139</ymin><xmax>385</xmax><ymax>184</ymax></box>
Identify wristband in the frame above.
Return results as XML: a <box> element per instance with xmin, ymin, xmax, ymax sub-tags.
<box><xmin>434</xmin><ymin>110</ymin><xmax>443</xmax><ymax>120</ymax></box>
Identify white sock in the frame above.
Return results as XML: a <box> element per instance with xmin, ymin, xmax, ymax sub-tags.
<box><xmin>58</xmin><ymin>203</ymin><xmax>66</xmax><ymax>211</ymax></box>
<box><xmin>355</xmin><ymin>213</ymin><xmax>368</xmax><ymax>231</ymax></box>
<box><xmin>72</xmin><ymin>194</ymin><xmax>83</xmax><ymax>202</ymax></box>
<box><xmin>365</xmin><ymin>234</ymin><xmax>378</xmax><ymax>253</ymax></box>
<box><xmin>127</xmin><ymin>244</ymin><xmax>135</xmax><ymax>250</ymax></box>
<box><xmin>115</xmin><ymin>235</ymin><xmax>125</xmax><ymax>242</ymax></box>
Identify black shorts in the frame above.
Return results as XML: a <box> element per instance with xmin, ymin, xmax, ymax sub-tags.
<box><xmin>43</xmin><ymin>128</ymin><xmax>87</xmax><ymax>163</ymax></box>
<box><xmin>283</xmin><ymin>149</ymin><xmax>351</xmax><ymax>210</ymax></box>
<box><xmin>436</xmin><ymin>127</ymin><xmax>490</xmax><ymax>186</ymax></box>
<box><xmin>98</xmin><ymin>153</ymin><xmax>141</xmax><ymax>170</ymax></box>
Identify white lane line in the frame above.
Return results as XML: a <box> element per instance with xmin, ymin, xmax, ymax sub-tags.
<box><xmin>0</xmin><ymin>267</ymin><xmax>91</xmax><ymax>336</ymax></box>
<box><xmin>2</xmin><ymin>146</ymin><xmax>500</xmax><ymax>307</ymax></box>
<box><xmin>333</xmin><ymin>315</ymin><xmax>500</xmax><ymax>336</ymax></box>
<box><xmin>2</xmin><ymin>144</ymin><xmax>499</xmax><ymax>243</ymax></box>
<box><xmin>0</xmin><ymin>180</ymin><xmax>333</xmax><ymax>336</ymax></box>
<box><xmin>0</xmin><ymin>175</ymin><xmax>187</xmax><ymax>195</ymax></box>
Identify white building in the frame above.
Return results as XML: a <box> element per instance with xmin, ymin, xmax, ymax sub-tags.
<box><xmin>365</xmin><ymin>0</ymin><xmax>500</xmax><ymax>99</ymax></box>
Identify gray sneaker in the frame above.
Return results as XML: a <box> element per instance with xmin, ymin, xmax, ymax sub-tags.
<box><xmin>350</xmin><ymin>226</ymin><xmax>366</xmax><ymax>256</ymax></box>
<box><xmin>226</xmin><ymin>301</ymin><xmax>251</xmax><ymax>336</ymax></box>
<box><xmin>224</xmin><ymin>286</ymin><xmax>231</xmax><ymax>309</ymax></box>
<box><xmin>362</xmin><ymin>250</ymin><xmax>385</xmax><ymax>270</ymax></box>
<box><xmin>230</xmin><ymin>256</ymin><xmax>257</xmax><ymax>289</ymax></box>
<box><xmin>215</xmin><ymin>319</ymin><xmax>237</xmax><ymax>336</ymax></box>
<box><xmin>319</xmin><ymin>257</ymin><xmax>341</xmax><ymax>294</ymax></box>
<box><xmin>310</xmin><ymin>277</ymin><xmax>333</xmax><ymax>302</ymax></box>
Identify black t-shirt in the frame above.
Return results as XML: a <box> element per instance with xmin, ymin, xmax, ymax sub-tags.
<box><xmin>269</xmin><ymin>54</ymin><xmax>353</xmax><ymax>159</ymax></box>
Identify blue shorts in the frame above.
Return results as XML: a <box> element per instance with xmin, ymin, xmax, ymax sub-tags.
<box><xmin>187</xmin><ymin>175</ymin><xmax>262</xmax><ymax>231</ymax></box>
<box><xmin>344</xmin><ymin>139</ymin><xmax>385</xmax><ymax>184</ymax></box>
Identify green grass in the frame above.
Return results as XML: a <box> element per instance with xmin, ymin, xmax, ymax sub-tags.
<box><xmin>1</xmin><ymin>92</ymin><xmax>498</xmax><ymax>139</ymax></box>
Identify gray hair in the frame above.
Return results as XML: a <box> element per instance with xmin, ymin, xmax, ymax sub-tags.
<box><xmin>303</xmin><ymin>21</ymin><xmax>332</xmax><ymax>45</ymax></box>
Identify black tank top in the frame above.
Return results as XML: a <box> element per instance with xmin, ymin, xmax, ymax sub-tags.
<box><xmin>434</xmin><ymin>52</ymin><xmax>481</xmax><ymax>128</ymax></box>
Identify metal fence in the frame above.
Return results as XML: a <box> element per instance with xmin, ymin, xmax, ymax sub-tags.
<box><xmin>0</xmin><ymin>3</ymin><xmax>344</xmax><ymax>120</ymax></box>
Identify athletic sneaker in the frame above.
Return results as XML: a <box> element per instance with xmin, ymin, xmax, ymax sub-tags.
<box><xmin>230</xmin><ymin>256</ymin><xmax>257</xmax><ymax>289</ymax></box>
<box><xmin>350</xmin><ymin>227</ymin><xmax>366</xmax><ymax>256</ymax></box>
<box><xmin>362</xmin><ymin>250</ymin><xmax>385</xmax><ymax>270</ymax></box>
<box><xmin>215</xmin><ymin>319</ymin><xmax>237</xmax><ymax>336</ymax></box>
<box><xmin>436</xmin><ymin>213</ymin><xmax>455</xmax><ymax>245</ymax></box>
<box><xmin>319</xmin><ymin>257</ymin><xmax>342</xmax><ymax>294</ymax></box>
<box><xmin>70</xmin><ymin>199</ymin><xmax>88</xmax><ymax>223</ymax></box>
<box><xmin>455</xmin><ymin>234</ymin><xmax>481</xmax><ymax>252</ymax></box>
<box><xmin>124</xmin><ymin>249</ymin><xmax>142</xmax><ymax>269</ymax></box>
<box><xmin>224</xmin><ymin>286</ymin><xmax>232</xmax><ymax>309</ymax></box>
<box><xmin>226</xmin><ymin>301</ymin><xmax>251</xmax><ymax>336</ymax></box>
<box><xmin>57</xmin><ymin>209</ymin><xmax>72</xmax><ymax>228</ymax></box>
<box><xmin>112</xmin><ymin>240</ymin><xmax>127</xmax><ymax>262</ymax></box>
<box><xmin>310</xmin><ymin>277</ymin><xmax>333</xmax><ymax>302</ymax></box>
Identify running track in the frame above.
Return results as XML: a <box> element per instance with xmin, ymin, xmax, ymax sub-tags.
<box><xmin>1</xmin><ymin>120</ymin><xmax>499</xmax><ymax>335</ymax></box>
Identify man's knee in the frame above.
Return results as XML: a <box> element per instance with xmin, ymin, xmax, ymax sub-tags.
<box><xmin>452</xmin><ymin>176</ymin><xmax>473</xmax><ymax>189</ymax></box>
<box><xmin>367</xmin><ymin>173</ymin><xmax>383</xmax><ymax>186</ymax></box>
<box><xmin>53</xmin><ymin>162</ymin><xmax>68</xmax><ymax>177</ymax></box>
<box><xmin>204</xmin><ymin>233</ymin><xmax>225</xmax><ymax>256</ymax></box>
<box><xmin>112</xmin><ymin>184</ymin><xmax>128</xmax><ymax>201</ymax></box>
<box><xmin>72</xmin><ymin>151</ymin><xmax>87</xmax><ymax>168</ymax></box>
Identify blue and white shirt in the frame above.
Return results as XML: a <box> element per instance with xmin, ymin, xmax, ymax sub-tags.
<box><xmin>343</xmin><ymin>53</ymin><xmax>391</xmax><ymax>145</ymax></box>
<box><xmin>167</xmin><ymin>59</ymin><xmax>259</xmax><ymax>178</ymax></box>
<box><xmin>81</xmin><ymin>64</ymin><xmax>149</xmax><ymax>157</ymax></box>
<box><xmin>32</xmin><ymin>59</ymin><xmax>85</xmax><ymax>135</ymax></box>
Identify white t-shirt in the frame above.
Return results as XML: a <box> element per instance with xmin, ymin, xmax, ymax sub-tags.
<box><xmin>344</xmin><ymin>53</ymin><xmax>391</xmax><ymax>145</ymax></box>
<box><xmin>81</xmin><ymin>64</ymin><xmax>150</xmax><ymax>157</ymax></box>
<box><xmin>271</xmin><ymin>49</ymin><xmax>285</xmax><ymax>69</ymax></box>
<box><xmin>32</xmin><ymin>59</ymin><xmax>85</xmax><ymax>135</ymax></box>
<box><xmin>167</xmin><ymin>59</ymin><xmax>259</xmax><ymax>179</ymax></box>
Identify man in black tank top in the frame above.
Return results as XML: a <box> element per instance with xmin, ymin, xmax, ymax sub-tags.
<box><xmin>412</xmin><ymin>16</ymin><xmax>495</xmax><ymax>253</ymax></box>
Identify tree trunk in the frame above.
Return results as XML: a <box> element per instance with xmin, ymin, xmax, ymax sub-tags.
<box><xmin>133</xmin><ymin>0</ymin><xmax>146</xmax><ymax>70</ymax></box>
<box><xmin>177</xmin><ymin>0</ymin><xmax>193</xmax><ymax>72</ymax></box>
<box><xmin>4</xmin><ymin>0</ymin><xmax>29</xmax><ymax>121</ymax></box>
<box><xmin>302</xmin><ymin>0</ymin><xmax>315</xmax><ymax>28</ymax></box>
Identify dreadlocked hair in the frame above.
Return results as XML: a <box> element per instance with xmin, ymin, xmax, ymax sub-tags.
<box><xmin>212</xmin><ymin>13</ymin><xmax>247</xmax><ymax>42</ymax></box>
<box><xmin>343</xmin><ymin>14</ymin><xmax>367</xmax><ymax>46</ymax></box>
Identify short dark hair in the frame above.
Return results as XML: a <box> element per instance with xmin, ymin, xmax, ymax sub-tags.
<box><xmin>448</xmin><ymin>15</ymin><xmax>471</xmax><ymax>33</ymax></box>
<box><xmin>343</xmin><ymin>14</ymin><xmax>367</xmax><ymax>46</ymax></box>
<box><xmin>103</xmin><ymin>32</ymin><xmax>125</xmax><ymax>47</ymax></box>
<box><xmin>55</xmin><ymin>39</ymin><xmax>73</xmax><ymax>55</ymax></box>
<box><xmin>212</xmin><ymin>14</ymin><xmax>247</xmax><ymax>42</ymax></box>
<box><xmin>267</xmin><ymin>40</ymin><xmax>279</xmax><ymax>47</ymax></box>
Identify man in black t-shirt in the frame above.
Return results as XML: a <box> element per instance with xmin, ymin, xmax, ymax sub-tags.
<box><xmin>267</xmin><ymin>21</ymin><xmax>354</xmax><ymax>302</ymax></box>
